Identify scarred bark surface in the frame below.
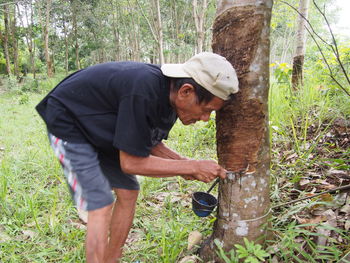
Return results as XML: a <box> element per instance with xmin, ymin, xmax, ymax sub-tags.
<box><xmin>292</xmin><ymin>55</ymin><xmax>305</xmax><ymax>89</ymax></box>
<box><xmin>200</xmin><ymin>1</ymin><xmax>272</xmax><ymax>261</ymax></box>
<box><xmin>292</xmin><ymin>0</ymin><xmax>310</xmax><ymax>89</ymax></box>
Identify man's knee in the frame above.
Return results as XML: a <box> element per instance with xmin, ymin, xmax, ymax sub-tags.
<box><xmin>114</xmin><ymin>189</ymin><xmax>139</xmax><ymax>206</ymax></box>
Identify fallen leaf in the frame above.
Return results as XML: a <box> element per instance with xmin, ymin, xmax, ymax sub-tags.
<box><xmin>68</xmin><ymin>219</ymin><xmax>86</xmax><ymax>230</ymax></box>
<box><xmin>166</xmin><ymin>182</ymin><xmax>179</xmax><ymax>191</ymax></box>
<box><xmin>296</xmin><ymin>215</ymin><xmax>326</xmax><ymax>230</ymax></box>
<box><xmin>22</xmin><ymin>230</ymin><xmax>37</xmax><ymax>239</ymax></box>
<box><xmin>299</xmin><ymin>179</ymin><xmax>310</xmax><ymax>186</ymax></box>
<box><xmin>125</xmin><ymin>230</ymin><xmax>143</xmax><ymax>245</ymax></box>
<box><xmin>178</xmin><ymin>255</ymin><xmax>200</xmax><ymax>263</ymax></box>
<box><xmin>316</xmin><ymin>223</ymin><xmax>331</xmax><ymax>248</ymax></box>
<box><xmin>271</xmin><ymin>255</ymin><xmax>280</xmax><ymax>263</ymax></box>
<box><xmin>321</xmin><ymin>209</ymin><xmax>337</xmax><ymax>221</ymax></box>
<box><xmin>340</xmin><ymin>204</ymin><xmax>350</xmax><ymax>215</ymax></box>
<box><xmin>285</xmin><ymin>153</ymin><xmax>298</xmax><ymax>161</ymax></box>
<box><xmin>187</xmin><ymin>231</ymin><xmax>202</xmax><ymax>250</ymax></box>
<box><xmin>344</xmin><ymin>220</ymin><xmax>350</xmax><ymax>231</ymax></box>
<box><xmin>327</xmin><ymin>168</ymin><xmax>350</xmax><ymax>178</ymax></box>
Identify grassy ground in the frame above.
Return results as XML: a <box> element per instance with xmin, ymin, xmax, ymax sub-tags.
<box><xmin>0</xmin><ymin>76</ymin><xmax>349</xmax><ymax>262</ymax></box>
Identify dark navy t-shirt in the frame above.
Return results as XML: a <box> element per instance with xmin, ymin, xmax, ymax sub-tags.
<box><xmin>36</xmin><ymin>62</ymin><xmax>177</xmax><ymax>157</ymax></box>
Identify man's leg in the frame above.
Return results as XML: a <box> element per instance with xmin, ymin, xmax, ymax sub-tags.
<box><xmin>105</xmin><ymin>188</ymin><xmax>139</xmax><ymax>263</ymax></box>
<box><xmin>86</xmin><ymin>203</ymin><xmax>113</xmax><ymax>263</ymax></box>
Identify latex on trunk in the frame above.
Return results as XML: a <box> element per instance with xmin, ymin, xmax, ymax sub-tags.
<box><xmin>200</xmin><ymin>0</ymin><xmax>273</xmax><ymax>261</ymax></box>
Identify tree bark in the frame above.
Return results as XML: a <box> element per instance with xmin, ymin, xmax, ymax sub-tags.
<box><xmin>11</xmin><ymin>5</ymin><xmax>19</xmax><ymax>78</ymax></box>
<box><xmin>63</xmin><ymin>20</ymin><xmax>69</xmax><ymax>75</ymax></box>
<box><xmin>3</xmin><ymin>4</ymin><xmax>12</xmax><ymax>76</ymax></box>
<box><xmin>291</xmin><ymin>0</ymin><xmax>310</xmax><ymax>90</ymax></box>
<box><xmin>200</xmin><ymin>0</ymin><xmax>272</xmax><ymax>261</ymax></box>
<box><xmin>44</xmin><ymin>0</ymin><xmax>53</xmax><ymax>77</ymax></box>
<box><xmin>111</xmin><ymin>0</ymin><xmax>120</xmax><ymax>61</ymax></box>
<box><xmin>17</xmin><ymin>1</ymin><xmax>36</xmax><ymax>78</ymax></box>
<box><xmin>71</xmin><ymin>0</ymin><xmax>80</xmax><ymax>70</ymax></box>
<box><xmin>193</xmin><ymin>0</ymin><xmax>207</xmax><ymax>53</ymax></box>
<box><xmin>154</xmin><ymin>0</ymin><xmax>164</xmax><ymax>64</ymax></box>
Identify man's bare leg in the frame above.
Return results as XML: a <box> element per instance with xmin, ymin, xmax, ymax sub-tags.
<box><xmin>105</xmin><ymin>188</ymin><xmax>139</xmax><ymax>263</ymax></box>
<box><xmin>86</xmin><ymin>203</ymin><xmax>113</xmax><ymax>263</ymax></box>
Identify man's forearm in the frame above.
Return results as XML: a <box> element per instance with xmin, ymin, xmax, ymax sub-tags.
<box><xmin>119</xmin><ymin>150</ymin><xmax>226</xmax><ymax>183</ymax></box>
<box><xmin>120</xmin><ymin>150</ymin><xmax>194</xmax><ymax>176</ymax></box>
<box><xmin>150</xmin><ymin>141</ymin><xmax>185</xmax><ymax>160</ymax></box>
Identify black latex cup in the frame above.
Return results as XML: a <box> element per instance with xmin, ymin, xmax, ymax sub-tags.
<box><xmin>192</xmin><ymin>191</ymin><xmax>218</xmax><ymax>217</ymax></box>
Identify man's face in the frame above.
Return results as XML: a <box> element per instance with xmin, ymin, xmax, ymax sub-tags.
<box><xmin>173</xmin><ymin>84</ymin><xmax>225</xmax><ymax>125</ymax></box>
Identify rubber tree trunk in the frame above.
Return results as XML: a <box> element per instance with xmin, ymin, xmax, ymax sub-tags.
<box><xmin>200</xmin><ymin>0</ymin><xmax>272</xmax><ymax>261</ymax></box>
<box><xmin>291</xmin><ymin>0</ymin><xmax>310</xmax><ymax>90</ymax></box>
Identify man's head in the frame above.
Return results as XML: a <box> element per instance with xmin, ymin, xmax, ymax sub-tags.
<box><xmin>161</xmin><ymin>52</ymin><xmax>239</xmax><ymax>125</ymax></box>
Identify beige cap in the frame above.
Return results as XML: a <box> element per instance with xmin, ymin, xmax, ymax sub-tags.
<box><xmin>161</xmin><ymin>52</ymin><xmax>239</xmax><ymax>100</ymax></box>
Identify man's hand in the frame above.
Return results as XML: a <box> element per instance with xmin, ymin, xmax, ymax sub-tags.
<box><xmin>191</xmin><ymin>160</ymin><xmax>226</xmax><ymax>183</ymax></box>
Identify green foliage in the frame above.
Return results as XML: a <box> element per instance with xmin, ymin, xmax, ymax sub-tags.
<box><xmin>305</xmin><ymin>41</ymin><xmax>350</xmax><ymax>95</ymax></box>
<box><xmin>18</xmin><ymin>93</ymin><xmax>29</xmax><ymax>104</ymax></box>
<box><xmin>270</xmin><ymin>62</ymin><xmax>293</xmax><ymax>83</ymax></box>
<box><xmin>20</xmin><ymin>77</ymin><xmax>39</xmax><ymax>93</ymax></box>
<box><xmin>3</xmin><ymin>76</ymin><xmax>20</xmax><ymax>91</ymax></box>
<box><xmin>214</xmin><ymin>239</ymin><xmax>239</xmax><ymax>263</ymax></box>
<box><xmin>214</xmin><ymin>238</ymin><xmax>270</xmax><ymax>263</ymax></box>
<box><xmin>266</xmin><ymin>220</ymin><xmax>350</xmax><ymax>262</ymax></box>
<box><xmin>234</xmin><ymin>238</ymin><xmax>270</xmax><ymax>263</ymax></box>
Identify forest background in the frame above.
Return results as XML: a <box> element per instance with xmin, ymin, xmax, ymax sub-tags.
<box><xmin>0</xmin><ymin>0</ymin><xmax>349</xmax><ymax>262</ymax></box>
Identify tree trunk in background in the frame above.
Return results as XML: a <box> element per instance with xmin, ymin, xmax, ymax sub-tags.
<box><xmin>17</xmin><ymin>2</ymin><xmax>36</xmax><ymax>78</ymax></box>
<box><xmin>63</xmin><ymin>20</ymin><xmax>69</xmax><ymax>75</ymax></box>
<box><xmin>3</xmin><ymin>4</ymin><xmax>12</xmax><ymax>76</ymax></box>
<box><xmin>11</xmin><ymin>6</ymin><xmax>19</xmax><ymax>78</ymax></box>
<box><xmin>193</xmin><ymin>0</ymin><xmax>207</xmax><ymax>53</ymax></box>
<box><xmin>111</xmin><ymin>0</ymin><xmax>120</xmax><ymax>61</ymax></box>
<box><xmin>200</xmin><ymin>0</ymin><xmax>272</xmax><ymax>261</ymax></box>
<box><xmin>291</xmin><ymin>0</ymin><xmax>310</xmax><ymax>90</ymax></box>
<box><xmin>154</xmin><ymin>0</ymin><xmax>164</xmax><ymax>64</ymax></box>
<box><xmin>44</xmin><ymin>0</ymin><xmax>53</xmax><ymax>77</ymax></box>
<box><xmin>137</xmin><ymin>0</ymin><xmax>164</xmax><ymax>64</ymax></box>
<box><xmin>71</xmin><ymin>0</ymin><xmax>80</xmax><ymax>70</ymax></box>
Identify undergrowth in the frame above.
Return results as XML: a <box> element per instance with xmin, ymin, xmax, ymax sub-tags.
<box><xmin>0</xmin><ymin>76</ymin><xmax>349</xmax><ymax>262</ymax></box>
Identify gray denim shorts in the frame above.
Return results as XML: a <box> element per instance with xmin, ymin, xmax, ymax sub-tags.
<box><xmin>48</xmin><ymin>133</ymin><xmax>139</xmax><ymax>211</ymax></box>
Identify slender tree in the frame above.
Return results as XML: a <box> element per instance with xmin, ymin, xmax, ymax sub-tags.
<box><xmin>192</xmin><ymin>0</ymin><xmax>207</xmax><ymax>53</ymax></box>
<box><xmin>200</xmin><ymin>0</ymin><xmax>273</xmax><ymax>261</ymax></box>
<box><xmin>11</xmin><ymin>5</ymin><xmax>19</xmax><ymax>77</ymax></box>
<box><xmin>110</xmin><ymin>0</ymin><xmax>121</xmax><ymax>61</ymax></box>
<box><xmin>42</xmin><ymin>0</ymin><xmax>54</xmax><ymax>77</ymax></box>
<box><xmin>291</xmin><ymin>0</ymin><xmax>310</xmax><ymax>89</ymax></box>
<box><xmin>17</xmin><ymin>1</ymin><xmax>36</xmax><ymax>78</ymax></box>
<box><xmin>70</xmin><ymin>0</ymin><xmax>80</xmax><ymax>70</ymax></box>
<box><xmin>137</xmin><ymin>0</ymin><xmax>164</xmax><ymax>64</ymax></box>
<box><xmin>1</xmin><ymin>3</ymin><xmax>12</xmax><ymax>76</ymax></box>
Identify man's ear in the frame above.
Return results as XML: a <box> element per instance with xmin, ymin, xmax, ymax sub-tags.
<box><xmin>178</xmin><ymin>83</ymin><xmax>195</xmax><ymax>99</ymax></box>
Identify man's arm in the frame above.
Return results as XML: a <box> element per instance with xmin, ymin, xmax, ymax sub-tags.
<box><xmin>150</xmin><ymin>141</ymin><xmax>184</xmax><ymax>160</ymax></box>
<box><xmin>150</xmin><ymin>142</ymin><xmax>195</xmax><ymax>180</ymax></box>
<box><xmin>119</xmin><ymin>150</ymin><xmax>226</xmax><ymax>183</ymax></box>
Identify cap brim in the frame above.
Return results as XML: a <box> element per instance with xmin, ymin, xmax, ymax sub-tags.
<box><xmin>161</xmin><ymin>64</ymin><xmax>191</xmax><ymax>78</ymax></box>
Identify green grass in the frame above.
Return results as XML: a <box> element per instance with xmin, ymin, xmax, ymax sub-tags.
<box><xmin>0</xmin><ymin>75</ymin><xmax>349</xmax><ymax>262</ymax></box>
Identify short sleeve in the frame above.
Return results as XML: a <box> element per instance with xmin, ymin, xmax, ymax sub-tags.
<box><xmin>113</xmin><ymin>95</ymin><xmax>156</xmax><ymax>157</ymax></box>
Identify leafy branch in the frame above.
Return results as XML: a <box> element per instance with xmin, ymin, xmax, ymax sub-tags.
<box><xmin>282</xmin><ymin>0</ymin><xmax>350</xmax><ymax>97</ymax></box>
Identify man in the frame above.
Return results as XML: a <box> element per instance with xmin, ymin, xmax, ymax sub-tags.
<box><xmin>36</xmin><ymin>52</ymin><xmax>238</xmax><ymax>263</ymax></box>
